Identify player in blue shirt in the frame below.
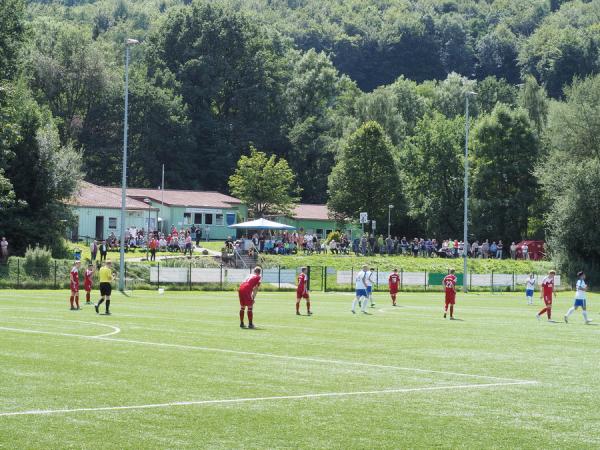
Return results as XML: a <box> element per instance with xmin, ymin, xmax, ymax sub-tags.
<box><xmin>564</xmin><ymin>271</ymin><xmax>592</xmax><ymax>324</ymax></box>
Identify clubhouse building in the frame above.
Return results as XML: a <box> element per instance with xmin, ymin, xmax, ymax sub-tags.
<box><xmin>69</xmin><ymin>182</ymin><xmax>358</xmax><ymax>241</ymax></box>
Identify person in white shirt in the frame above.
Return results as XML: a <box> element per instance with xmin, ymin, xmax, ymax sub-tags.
<box><xmin>564</xmin><ymin>271</ymin><xmax>592</xmax><ymax>324</ymax></box>
<box><xmin>525</xmin><ymin>273</ymin><xmax>536</xmax><ymax>305</ymax></box>
<box><xmin>352</xmin><ymin>265</ymin><xmax>369</xmax><ymax>314</ymax></box>
<box><xmin>365</xmin><ymin>267</ymin><xmax>376</xmax><ymax>308</ymax></box>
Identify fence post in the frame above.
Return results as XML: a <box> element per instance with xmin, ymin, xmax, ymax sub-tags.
<box><xmin>351</xmin><ymin>267</ymin><xmax>354</xmax><ymax>290</ymax></box>
<box><xmin>324</xmin><ymin>266</ymin><xmax>327</xmax><ymax>292</ymax></box>
<box><xmin>54</xmin><ymin>260</ymin><xmax>57</xmax><ymax>289</ymax></box>
<box><xmin>124</xmin><ymin>262</ymin><xmax>127</xmax><ymax>290</ymax></box>
<box><xmin>491</xmin><ymin>271</ymin><xmax>494</xmax><ymax>291</ymax></box>
<box><xmin>470</xmin><ymin>270</ymin><xmax>472</xmax><ymax>291</ymax></box>
<box><xmin>307</xmin><ymin>266</ymin><xmax>311</xmax><ymax>291</ymax></box>
<box><xmin>278</xmin><ymin>266</ymin><xmax>281</xmax><ymax>290</ymax></box>
<box><xmin>424</xmin><ymin>270</ymin><xmax>427</xmax><ymax>291</ymax></box>
<box><xmin>157</xmin><ymin>262</ymin><xmax>160</xmax><ymax>290</ymax></box>
<box><xmin>321</xmin><ymin>266</ymin><xmax>325</xmax><ymax>292</ymax></box>
<box><xmin>220</xmin><ymin>264</ymin><xmax>223</xmax><ymax>291</ymax></box>
<box><xmin>512</xmin><ymin>272</ymin><xmax>515</xmax><ymax>292</ymax></box>
<box><xmin>376</xmin><ymin>267</ymin><xmax>379</xmax><ymax>291</ymax></box>
<box><xmin>17</xmin><ymin>259</ymin><xmax>20</xmax><ymax>288</ymax></box>
<box><xmin>189</xmin><ymin>262</ymin><xmax>192</xmax><ymax>291</ymax></box>
<box><xmin>400</xmin><ymin>268</ymin><xmax>403</xmax><ymax>291</ymax></box>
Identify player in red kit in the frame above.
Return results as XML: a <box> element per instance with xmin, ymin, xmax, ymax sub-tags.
<box><xmin>83</xmin><ymin>264</ymin><xmax>94</xmax><ymax>305</ymax></box>
<box><xmin>296</xmin><ymin>267</ymin><xmax>312</xmax><ymax>315</ymax></box>
<box><xmin>389</xmin><ymin>268</ymin><xmax>400</xmax><ymax>306</ymax></box>
<box><xmin>443</xmin><ymin>269</ymin><xmax>457</xmax><ymax>319</ymax></box>
<box><xmin>69</xmin><ymin>260</ymin><xmax>81</xmax><ymax>310</ymax></box>
<box><xmin>238</xmin><ymin>266</ymin><xmax>262</xmax><ymax>329</ymax></box>
<box><xmin>537</xmin><ymin>270</ymin><xmax>556</xmax><ymax>321</ymax></box>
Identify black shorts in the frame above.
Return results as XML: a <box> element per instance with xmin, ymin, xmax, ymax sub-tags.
<box><xmin>99</xmin><ymin>282</ymin><xmax>112</xmax><ymax>297</ymax></box>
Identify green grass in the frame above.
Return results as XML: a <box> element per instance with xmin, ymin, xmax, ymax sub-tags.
<box><xmin>0</xmin><ymin>289</ymin><xmax>598</xmax><ymax>448</ymax></box>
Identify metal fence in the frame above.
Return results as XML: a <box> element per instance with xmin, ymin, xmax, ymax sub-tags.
<box><xmin>0</xmin><ymin>259</ymin><xmax>563</xmax><ymax>292</ymax></box>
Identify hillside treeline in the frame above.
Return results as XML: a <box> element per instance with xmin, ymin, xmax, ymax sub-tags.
<box><xmin>1</xmin><ymin>0</ymin><xmax>599</xmax><ymax>278</ymax></box>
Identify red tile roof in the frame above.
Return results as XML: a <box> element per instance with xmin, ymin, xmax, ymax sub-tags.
<box><xmin>290</xmin><ymin>204</ymin><xmax>331</xmax><ymax>221</ymax></box>
<box><xmin>68</xmin><ymin>182</ymin><xmax>157</xmax><ymax>210</ymax></box>
<box><xmin>105</xmin><ymin>187</ymin><xmax>242</xmax><ymax>209</ymax></box>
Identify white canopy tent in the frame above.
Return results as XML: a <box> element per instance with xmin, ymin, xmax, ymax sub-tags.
<box><xmin>229</xmin><ymin>218</ymin><xmax>296</xmax><ymax>230</ymax></box>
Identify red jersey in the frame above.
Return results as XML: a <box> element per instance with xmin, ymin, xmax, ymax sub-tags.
<box><xmin>389</xmin><ymin>273</ymin><xmax>400</xmax><ymax>292</ymax></box>
<box><xmin>297</xmin><ymin>272</ymin><xmax>308</xmax><ymax>294</ymax></box>
<box><xmin>70</xmin><ymin>267</ymin><xmax>79</xmax><ymax>291</ymax></box>
<box><xmin>443</xmin><ymin>274</ymin><xmax>457</xmax><ymax>294</ymax></box>
<box><xmin>84</xmin><ymin>269</ymin><xmax>93</xmax><ymax>290</ymax></box>
<box><xmin>541</xmin><ymin>276</ymin><xmax>554</xmax><ymax>298</ymax></box>
<box><xmin>239</xmin><ymin>274</ymin><xmax>261</xmax><ymax>294</ymax></box>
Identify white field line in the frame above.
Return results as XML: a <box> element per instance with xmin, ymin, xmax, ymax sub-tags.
<box><xmin>0</xmin><ymin>319</ymin><xmax>120</xmax><ymax>338</ymax></box>
<box><xmin>0</xmin><ymin>325</ymin><xmax>534</xmax><ymax>384</ymax></box>
<box><xmin>0</xmin><ymin>380</ymin><xmax>538</xmax><ymax>417</ymax></box>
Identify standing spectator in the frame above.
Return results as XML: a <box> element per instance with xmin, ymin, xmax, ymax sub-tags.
<box><xmin>99</xmin><ymin>240</ymin><xmax>108</xmax><ymax>262</ymax></box>
<box><xmin>490</xmin><ymin>242</ymin><xmax>498</xmax><ymax>259</ymax></box>
<box><xmin>470</xmin><ymin>241</ymin><xmax>479</xmax><ymax>258</ymax></box>
<box><xmin>0</xmin><ymin>237</ymin><xmax>8</xmax><ymax>263</ymax></box>
<box><xmin>385</xmin><ymin>235</ymin><xmax>394</xmax><ymax>255</ymax></box>
<box><xmin>184</xmin><ymin>233</ymin><xmax>193</xmax><ymax>256</ymax></box>
<box><xmin>400</xmin><ymin>237</ymin><xmax>408</xmax><ymax>255</ymax></box>
<box><xmin>90</xmin><ymin>240</ymin><xmax>98</xmax><ymax>262</ymax></box>
<box><xmin>360</xmin><ymin>235</ymin><xmax>367</xmax><ymax>256</ymax></box>
<box><xmin>329</xmin><ymin>239</ymin><xmax>337</xmax><ymax>255</ymax></box>
<box><xmin>149</xmin><ymin>236</ymin><xmax>158</xmax><ymax>261</ymax></box>
<box><xmin>377</xmin><ymin>235</ymin><xmax>385</xmax><ymax>256</ymax></box>
<box><xmin>522</xmin><ymin>243</ymin><xmax>529</xmax><ymax>260</ymax></box>
<box><xmin>510</xmin><ymin>242</ymin><xmax>517</xmax><ymax>259</ymax></box>
<box><xmin>481</xmin><ymin>240</ymin><xmax>490</xmax><ymax>258</ymax></box>
<box><xmin>496</xmin><ymin>240</ymin><xmax>503</xmax><ymax>259</ymax></box>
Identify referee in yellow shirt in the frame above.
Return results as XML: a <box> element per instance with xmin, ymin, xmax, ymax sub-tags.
<box><xmin>95</xmin><ymin>260</ymin><xmax>115</xmax><ymax>315</ymax></box>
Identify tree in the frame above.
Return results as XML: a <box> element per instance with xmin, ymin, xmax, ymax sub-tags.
<box><xmin>471</xmin><ymin>104</ymin><xmax>539</xmax><ymax>244</ymax></box>
<box><xmin>283</xmin><ymin>49</ymin><xmax>341</xmax><ymax>203</ymax></box>
<box><xmin>539</xmin><ymin>75</ymin><xmax>600</xmax><ymax>279</ymax></box>
<box><xmin>327</xmin><ymin>121</ymin><xmax>403</xmax><ymax>231</ymax></box>
<box><xmin>353</xmin><ymin>86</ymin><xmax>406</xmax><ymax>147</ymax></box>
<box><xmin>0</xmin><ymin>85</ymin><xmax>82</xmax><ymax>256</ymax></box>
<box><xmin>519</xmin><ymin>75</ymin><xmax>549</xmax><ymax>136</ymax></box>
<box><xmin>145</xmin><ymin>2</ymin><xmax>289</xmax><ymax>191</ymax></box>
<box><xmin>475</xmin><ymin>25</ymin><xmax>520</xmax><ymax>84</ymax></box>
<box><xmin>228</xmin><ymin>147</ymin><xmax>299</xmax><ymax>218</ymax></box>
<box><xmin>0</xmin><ymin>0</ymin><xmax>26</xmax><ymax>81</ymax></box>
<box><xmin>476</xmin><ymin>76</ymin><xmax>518</xmax><ymax>114</ymax></box>
<box><xmin>402</xmin><ymin>113</ymin><xmax>465</xmax><ymax>238</ymax></box>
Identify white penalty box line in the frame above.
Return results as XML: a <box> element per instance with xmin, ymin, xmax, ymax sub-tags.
<box><xmin>0</xmin><ymin>380</ymin><xmax>537</xmax><ymax>417</ymax></box>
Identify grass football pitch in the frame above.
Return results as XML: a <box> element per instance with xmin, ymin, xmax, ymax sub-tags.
<box><xmin>0</xmin><ymin>289</ymin><xmax>599</xmax><ymax>449</ymax></box>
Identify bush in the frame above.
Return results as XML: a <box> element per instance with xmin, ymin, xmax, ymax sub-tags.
<box><xmin>23</xmin><ymin>245</ymin><xmax>53</xmax><ymax>279</ymax></box>
<box><xmin>326</xmin><ymin>231</ymin><xmax>342</xmax><ymax>244</ymax></box>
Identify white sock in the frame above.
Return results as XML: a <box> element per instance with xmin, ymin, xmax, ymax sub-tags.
<box><xmin>527</xmin><ymin>296</ymin><xmax>533</xmax><ymax>304</ymax></box>
<box><xmin>566</xmin><ymin>307</ymin><xmax>575</xmax><ymax>318</ymax></box>
<box><xmin>361</xmin><ymin>297</ymin><xmax>368</xmax><ymax>312</ymax></box>
<box><xmin>352</xmin><ymin>298</ymin><xmax>358</xmax><ymax>312</ymax></box>
<box><xmin>583</xmin><ymin>310</ymin><xmax>589</xmax><ymax>321</ymax></box>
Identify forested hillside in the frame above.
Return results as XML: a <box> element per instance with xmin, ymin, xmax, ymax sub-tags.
<box><xmin>1</xmin><ymin>0</ymin><xmax>599</xmax><ymax>277</ymax></box>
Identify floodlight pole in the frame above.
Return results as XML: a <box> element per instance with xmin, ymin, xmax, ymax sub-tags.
<box><xmin>119</xmin><ymin>38</ymin><xmax>139</xmax><ymax>292</ymax></box>
<box><xmin>463</xmin><ymin>91</ymin><xmax>476</xmax><ymax>293</ymax></box>
<box><xmin>387</xmin><ymin>204</ymin><xmax>393</xmax><ymax>237</ymax></box>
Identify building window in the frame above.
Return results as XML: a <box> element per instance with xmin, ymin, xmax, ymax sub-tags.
<box><xmin>316</xmin><ymin>229</ymin><xmax>324</xmax><ymax>237</ymax></box>
<box><xmin>183</xmin><ymin>212</ymin><xmax>191</xmax><ymax>225</ymax></box>
<box><xmin>215</xmin><ymin>213</ymin><xmax>224</xmax><ymax>225</ymax></box>
<box><xmin>325</xmin><ymin>229</ymin><xmax>332</xmax><ymax>237</ymax></box>
<box><xmin>204</xmin><ymin>213</ymin><xmax>213</xmax><ymax>225</ymax></box>
<box><xmin>109</xmin><ymin>218</ymin><xmax>117</xmax><ymax>229</ymax></box>
<box><xmin>194</xmin><ymin>213</ymin><xmax>202</xmax><ymax>225</ymax></box>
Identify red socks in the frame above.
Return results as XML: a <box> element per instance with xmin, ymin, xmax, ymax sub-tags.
<box><xmin>239</xmin><ymin>309</ymin><xmax>245</xmax><ymax>323</ymax></box>
<box><xmin>75</xmin><ymin>296</ymin><xmax>79</xmax><ymax>308</ymax></box>
<box><xmin>247</xmin><ymin>309</ymin><xmax>253</xmax><ymax>324</ymax></box>
<box><xmin>450</xmin><ymin>305</ymin><xmax>454</xmax><ymax>317</ymax></box>
<box><xmin>86</xmin><ymin>292</ymin><xmax>90</xmax><ymax>302</ymax></box>
<box><xmin>539</xmin><ymin>307</ymin><xmax>550</xmax><ymax>318</ymax></box>
<box><xmin>306</xmin><ymin>301</ymin><xmax>311</xmax><ymax>313</ymax></box>
<box><xmin>296</xmin><ymin>302</ymin><xmax>300</xmax><ymax>313</ymax></box>
<box><xmin>69</xmin><ymin>296</ymin><xmax>74</xmax><ymax>308</ymax></box>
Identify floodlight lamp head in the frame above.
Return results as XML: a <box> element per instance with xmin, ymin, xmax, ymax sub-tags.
<box><xmin>126</xmin><ymin>38</ymin><xmax>140</xmax><ymax>45</ymax></box>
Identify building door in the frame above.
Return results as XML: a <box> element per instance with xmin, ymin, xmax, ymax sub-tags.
<box><xmin>95</xmin><ymin>216</ymin><xmax>104</xmax><ymax>240</ymax></box>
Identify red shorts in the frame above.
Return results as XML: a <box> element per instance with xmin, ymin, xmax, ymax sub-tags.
<box><xmin>543</xmin><ymin>295</ymin><xmax>552</xmax><ymax>306</ymax></box>
<box><xmin>84</xmin><ymin>283</ymin><xmax>92</xmax><ymax>292</ymax></box>
<box><xmin>445</xmin><ymin>293</ymin><xmax>456</xmax><ymax>305</ymax></box>
<box><xmin>70</xmin><ymin>283</ymin><xmax>79</xmax><ymax>293</ymax></box>
<box><xmin>390</xmin><ymin>288</ymin><xmax>398</xmax><ymax>295</ymax></box>
<box><xmin>238</xmin><ymin>290</ymin><xmax>254</xmax><ymax>307</ymax></box>
<box><xmin>296</xmin><ymin>290</ymin><xmax>309</xmax><ymax>300</ymax></box>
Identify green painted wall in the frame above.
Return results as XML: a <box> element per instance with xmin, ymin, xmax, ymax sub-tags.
<box><xmin>74</xmin><ymin>207</ymin><xmax>158</xmax><ymax>241</ymax></box>
<box><xmin>274</xmin><ymin>216</ymin><xmax>361</xmax><ymax>239</ymax></box>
